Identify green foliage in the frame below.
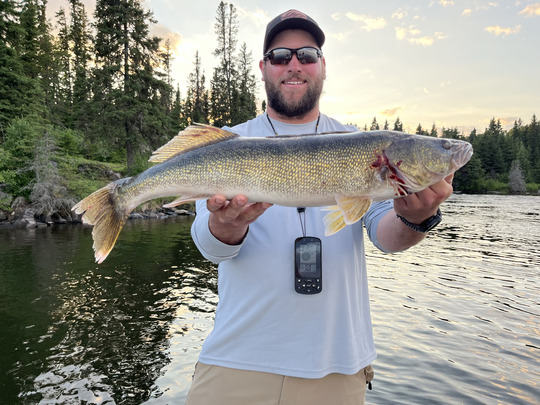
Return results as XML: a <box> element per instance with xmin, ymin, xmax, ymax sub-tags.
<box><xmin>54</xmin><ymin>128</ymin><xmax>84</xmax><ymax>155</ymax></box>
<box><xmin>526</xmin><ymin>183</ymin><xmax>539</xmax><ymax>193</ymax></box>
<box><xmin>0</xmin><ymin>118</ymin><xmax>40</xmax><ymax>197</ymax></box>
<box><xmin>128</xmin><ymin>153</ymin><xmax>152</xmax><ymax>177</ymax></box>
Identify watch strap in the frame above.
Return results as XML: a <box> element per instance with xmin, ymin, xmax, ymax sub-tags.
<box><xmin>396</xmin><ymin>208</ymin><xmax>442</xmax><ymax>233</ymax></box>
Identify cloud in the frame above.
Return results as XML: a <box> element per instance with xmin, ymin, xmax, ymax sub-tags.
<box><xmin>395</xmin><ymin>25</ymin><xmax>445</xmax><ymax>46</ymax></box>
<box><xmin>409</xmin><ymin>36</ymin><xmax>435</xmax><ymax>46</ymax></box>
<box><xmin>392</xmin><ymin>9</ymin><xmax>407</xmax><ymax>20</ymax></box>
<box><xmin>484</xmin><ymin>25</ymin><xmax>521</xmax><ymax>36</ymax></box>
<box><xmin>498</xmin><ymin>116</ymin><xmax>521</xmax><ymax>127</ymax></box>
<box><xmin>381</xmin><ymin>107</ymin><xmax>401</xmax><ymax>117</ymax></box>
<box><xmin>462</xmin><ymin>8</ymin><xmax>472</xmax><ymax>16</ymax></box>
<box><xmin>236</xmin><ymin>7</ymin><xmax>269</xmax><ymax>28</ymax></box>
<box><xmin>345</xmin><ymin>12</ymin><xmax>387</xmax><ymax>31</ymax></box>
<box><xmin>519</xmin><ymin>3</ymin><xmax>540</xmax><ymax>16</ymax></box>
<box><xmin>439</xmin><ymin>0</ymin><xmax>454</xmax><ymax>6</ymax></box>
<box><xmin>151</xmin><ymin>24</ymin><xmax>183</xmax><ymax>51</ymax></box>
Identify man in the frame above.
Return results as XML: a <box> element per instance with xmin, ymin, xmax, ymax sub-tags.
<box><xmin>186</xmin><ymin>9</ymin><xmax>452</xmax><ymax>405</ymax></box>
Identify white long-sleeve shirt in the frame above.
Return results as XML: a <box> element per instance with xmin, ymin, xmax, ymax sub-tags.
<box><xmin>191</xmin><ymin>114</ymin><xmax>393</xmax><ymax>378</ymax></box>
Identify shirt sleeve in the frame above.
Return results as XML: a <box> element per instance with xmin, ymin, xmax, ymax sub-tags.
<box><xmin>190</xmin><ymin>199</ymin><xmax>244</xmax><ymax>263</ymax></box>
<box><xmin>363</xmin><ymin>199</ymin><xmax>394</xmax><ymax>253</ymax></box>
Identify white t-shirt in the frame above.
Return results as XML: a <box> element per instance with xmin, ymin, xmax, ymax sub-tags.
<box><xmin>191</xmin><ymin>113</ymin><xmax>393</xmax><ymax>378</ymax></box>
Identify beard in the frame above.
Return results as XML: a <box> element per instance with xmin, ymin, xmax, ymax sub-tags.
<box><xmin>265</xmin><ymin>73</ymin><xmax>324</xmax><ymax>119</ymax></box>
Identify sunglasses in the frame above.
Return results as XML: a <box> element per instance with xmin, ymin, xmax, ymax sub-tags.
<box><xmin>263</xmin><ymin>47</ymin><xmax>323</xmax><ymax>65</ymax></box>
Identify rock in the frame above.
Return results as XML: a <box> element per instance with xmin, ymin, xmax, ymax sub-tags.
<box><xmin>129</xmin><ymin>213</ymin><xmax>146</xmax><ymax>219</ymax></box>
<box><xmin>11</xmin><ymin>196</ymin><xmax>29</xmax><ymax>219</ymax></box>
<box><xmin>13</xmin><ymin>208</ymin><xmax>36</xmax><ymax>228</ymax></box>
<box><xmin>174</xmin><ymin>209</ymin><xmax>195</xmax><ymax>216</ymax></box>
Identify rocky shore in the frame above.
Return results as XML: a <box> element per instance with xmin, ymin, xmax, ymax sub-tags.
<box><xmin>0</xmin><ymin>196</ymin><xmax>195</xmax><ymax>230</ymax></box>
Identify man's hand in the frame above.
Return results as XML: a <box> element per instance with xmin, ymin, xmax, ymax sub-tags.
<box><xmin>207</xmin><ymin>194</ymin><xmax>273</xmax><ymax>245</ymax></box>
<box><xmin>377</xmin><ymin>174</ymin><xmax>454</xmax><ymax>252</ymax></box>
<box><xmin>393</xmin><ymin>174</ymin><xmax>454</xmax><ymax>224</ymax></box>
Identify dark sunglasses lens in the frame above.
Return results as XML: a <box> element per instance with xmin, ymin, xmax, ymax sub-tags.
<box><xmin>268</xmin><ymin>48</ymin><xmax>320</xmax><ymax>65</ymax></box>
<box><xmin>296</xmin><ymin>48</ymin><xmax>319</xmax><ymax>64</ymax></box>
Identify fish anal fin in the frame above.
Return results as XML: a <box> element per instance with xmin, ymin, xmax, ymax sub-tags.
<box><xmin>149</xmin><ymin>123</ymin><xmax>239</xmax><ymax>163</ymax></box>
<box><xmin>335</xmin><ymin>195</ymin><xmax>372</xmax><ymax>225</ymax></box>
<box><xmin>163</xmin><ymin>195</ymin><xmax>208</xmax><ymax>208</ymax></box>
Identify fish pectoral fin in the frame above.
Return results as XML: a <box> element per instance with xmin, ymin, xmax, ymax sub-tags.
<box><xmin>323</xmin><ymin>206</ymin><xmax>347</xmax><ymax>236</ymax></box>
<box><xmin>163</xmin><ymin>195</ymin><xmax>208</xmax><ymax>208</ymax></box>
<box><xmin>335</xmin><ymin>195</ymin><xmax>372</xmax><ymax>225</ymax></box>
<box><xmin>149</xmin><ymin>124</ymin><xmax>239</xmax><ymax>163</ymax></box>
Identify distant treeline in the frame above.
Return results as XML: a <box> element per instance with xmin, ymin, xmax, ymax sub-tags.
<box><xmin>364</xmin><ymin>116</ymin><xmax>540</xmax><ymax>194</ymax></box>
<box><xmin>0</xmin><ymin>1</ymin><xmax>538</xmax><ymax>218</ymax></box>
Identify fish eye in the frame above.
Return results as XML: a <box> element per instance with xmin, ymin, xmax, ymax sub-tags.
<box><xmin>441</xmin><ymin>140</ymin><xmax>452</xmax><ymax>150</ymax></box>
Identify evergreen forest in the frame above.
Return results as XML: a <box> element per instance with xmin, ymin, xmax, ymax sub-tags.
<box><xmin>1</xmin><ymin>0</ymin><xmax>538</xmax><ymax>222</ymax></box>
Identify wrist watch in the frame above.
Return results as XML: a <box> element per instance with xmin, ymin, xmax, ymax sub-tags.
<box><xmin>396</xmin><ymin>208</ymin><xmax>442</xmax><ymax>233</ymax></box>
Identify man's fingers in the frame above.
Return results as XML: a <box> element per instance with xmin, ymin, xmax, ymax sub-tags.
<box><xmin>207</xmin><ymin>194</ymin><xmax>227</xmax><ymax>212</ymax></box>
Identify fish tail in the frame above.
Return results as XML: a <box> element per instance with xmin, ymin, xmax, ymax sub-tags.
<box><xmin>72</xmin><ymin>179</ymin><xmax>131</xmax><ymax>263</ymax></box>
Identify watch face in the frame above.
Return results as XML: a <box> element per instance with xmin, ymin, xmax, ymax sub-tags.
<box><xmin>423</xmin><ymin>210</ymin><xmax>442</xmax><ymax>232</ymax></box>
<box><xmin>397</xmin><ymin>209</ymin><xmax>442</xmax><ymax>233</ymax></box>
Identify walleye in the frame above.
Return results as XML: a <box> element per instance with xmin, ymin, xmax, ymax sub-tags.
<box><xmin>73</xmin><ymin>124</ymin><xmax>473</xmax><ymax>263</ymax></box>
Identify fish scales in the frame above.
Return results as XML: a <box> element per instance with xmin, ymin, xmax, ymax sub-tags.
<box><xmin>135</xmin><ymin>133</ymin><xmax>392</xmax><ymax>205</ymax></box>
<box><xmin>73</xmin><ymin>124</ymin><xmax>473</xmax><ymax>263</ymax></box>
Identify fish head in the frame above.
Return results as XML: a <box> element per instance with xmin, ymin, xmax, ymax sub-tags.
<box><xmin>381</xmin><ymin>134</ymin><xmax>473</xmax><ymax>194</ymax></box>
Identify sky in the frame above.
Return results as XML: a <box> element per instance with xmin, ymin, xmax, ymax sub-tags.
<box><xmin>46</xmin><ymin>0</ymin><xmax>540</xmax><ymax>135</ymax></box>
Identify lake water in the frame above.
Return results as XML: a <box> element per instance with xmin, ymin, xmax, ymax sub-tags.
<box><xmin>1</xmin><ymin>194</ymin><xmax>538</xmax><ymax>404</ymax></box>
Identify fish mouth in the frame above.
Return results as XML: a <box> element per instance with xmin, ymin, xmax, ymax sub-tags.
<box><xmin>451</xmin><ymin>142</ymin><xmax>474</xmax><ymax>171</ymax></box>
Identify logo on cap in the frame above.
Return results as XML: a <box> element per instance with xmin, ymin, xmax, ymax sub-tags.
<box><xmin>281</xmin><ymin>10</ymin><xmax>308</xmax><ymax>21</ymax></box>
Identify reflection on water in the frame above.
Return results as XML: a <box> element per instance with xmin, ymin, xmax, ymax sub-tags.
<box><xmin>0</xmin><ymin>217</ymin><xmax>216</xmax><ymax>404</ymax></box>
<box><xmin>1</xmin><ymin>195</ymin><xmax>539</xmax><ymax>404</ymax></box>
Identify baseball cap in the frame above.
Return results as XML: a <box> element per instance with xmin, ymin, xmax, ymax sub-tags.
<box><xmin>263</xmin><ymin>10</ymin><xmax>325</xmax><ymax>53</ymax></box>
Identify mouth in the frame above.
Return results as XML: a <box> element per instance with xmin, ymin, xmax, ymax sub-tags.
<box><xmin>283</xmin><ymin>81</ymin><xmax>306</xmax><ymax>86</ymax></box>
<box><xmin>451</xmin><ymin>142</ymin><xmax>474</xmax><ymax>171</ymax></box>
<box><xmin>282</xmin><ymin>77</ymin><xmax>307</xmax><ymax>87</ymax></box>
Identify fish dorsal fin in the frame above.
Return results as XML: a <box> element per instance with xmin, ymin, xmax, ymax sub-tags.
<box><xmin>149</xmin><ymin>123</ymin><xmax>239</xmax><ymax>163</ymax></box>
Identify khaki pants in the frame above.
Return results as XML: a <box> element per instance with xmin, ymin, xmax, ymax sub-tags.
<box><xmin>185</xmin><ymin>362</ymin><xmax>374</xmax><ymax>405</ymax></box>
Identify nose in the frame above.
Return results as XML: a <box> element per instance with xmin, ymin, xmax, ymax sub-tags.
<box><xmin>287</xmin><ymin>54</ymin><xmax>303</xmax><ymax>71</ymax></box>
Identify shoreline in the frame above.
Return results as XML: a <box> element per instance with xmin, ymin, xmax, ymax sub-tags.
<box><xmin>0</xmin><ymin>206</ymin><xmax>195</xmax><ymax>230</ymax></box>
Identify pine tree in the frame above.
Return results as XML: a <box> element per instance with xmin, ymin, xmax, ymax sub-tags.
<box><xmin>0</xmin><ymin>0</ymin><xmax>43</xmax><ymax>130</ymax></box>
<box><xmin>53</xmin><ymin>8</ymin><xmax>73</xmax><ymax>124</ymax></box>
<box><xmin>430</xmin><ymin>123</ymin><xmax>438</xmax><ymax>137</ymax></box>
<box><xmin>185</xmin><ymin>51</ymin><xmax>209</xmax><ymax>124</ymax></box>
<box><xmin>233</xmin><ymin>42</ymin><xmax>257</xmax><ymax>124</ymax></box>
<box><xmin>415</xmin><ymin>123</ymin><xmax>428</xmax><ymax>135</ymax></box>
<box><xmin>92</xmin><ymin>0</ymin><xmax>170</xmax><ymax>169</ymax></box>
<box><xmin>393</xmin><ymin>117</ymin><xmax>403</xmax><ymax>131</ymax></box>
<box><xmin>210</xmin><ymin>2</ymin><xmax>237</xmax><ymax>126</ymax></box>
<box><xmin>527</xmin><ymin>114</ymin><xmax>540</xmax><ymax>182</ymax></box>
<box><xmin>69</xmin><ymin>0</ymin><xmax>92</xmax><ymax>129</ymax></box>
<box><xmin>370</xmin><ymin>117</ymin><xmax>379</xmax><ymax>130</ymax></box>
